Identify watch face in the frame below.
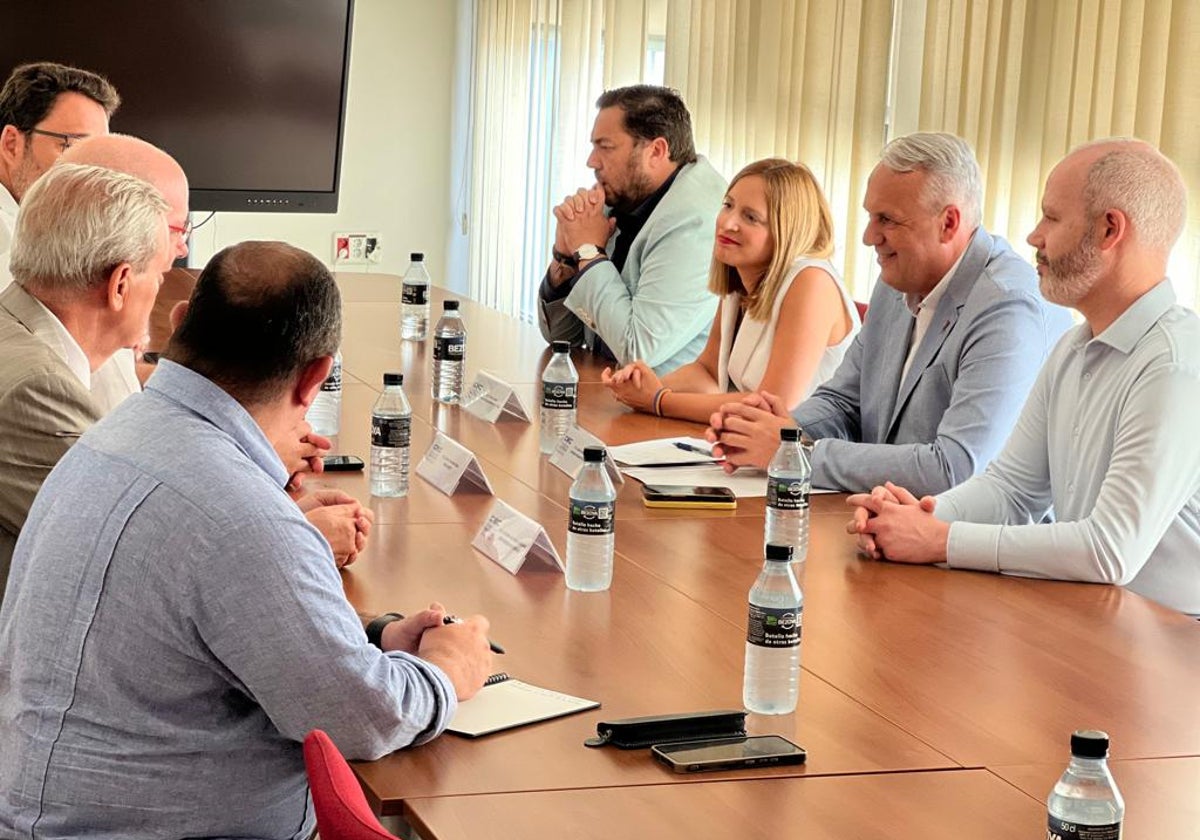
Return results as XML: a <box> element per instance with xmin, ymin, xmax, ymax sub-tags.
<box><xmin>575</xmin><ymin>244</ymin><xmax>601</xmax><ymax>261</ymax></box>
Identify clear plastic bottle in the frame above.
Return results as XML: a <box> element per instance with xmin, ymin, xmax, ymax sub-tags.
<box><xmin>305</xmin><ymin>349</ymin><xmax>342</xmax><ymax>436</ymax></box>
<box><xmin>400</xmin><ymin>252</ymin><xmax>431</xmax><ymax>341</ymax></box>
<box><xmin>432</xmin><ymin>300</ymin><xmax>466</xmax><ymax>404</ymax></box>
<box><xmin>743</xmin><ymin>543</ymin><xmax>803</xmax><ymax>715</ymax></box>
<box><xmin>565</xmin><ymin>446</ymin><xmax>616</xmax><ymax>592</ymax></box>
<box><xmin>539</xmin><ymin>340</ymin><xmax>579</xmax><ymax>454</ymax></box>
<box><xmin>370</xmin><ymin>372</ymin><xmax>411</xmax><ymax>497</ymax></box>
<box><xmin>1047</xmin><ymin>730</ymin><xmax>1124</xmax><ymax>839</ymax></box>
<box><xmin>765</xmin><ymin>427</ymin><xmax>811</xmax><ymax>564</ymax></box>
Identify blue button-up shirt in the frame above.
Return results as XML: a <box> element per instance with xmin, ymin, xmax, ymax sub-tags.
<box><xmin>0</xmin><ymin>361</ymin><xmax>456</xmax><ymax>839</ymax></box>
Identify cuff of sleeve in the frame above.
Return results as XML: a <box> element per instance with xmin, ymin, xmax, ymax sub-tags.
<box><xmin>944</xmin><ymin>521</ymin><xmax>1002</xmax><ymax>573</ymax></box>
<box><xmin>572</xmin><ymin>256</ymin><xmax>611</xmax><ymax>285</ymax></box>
<box><xmin>388</xmin><ymin>650</ymin><xmax>459</xmax><ymax>745</ymax></box>
<box><xmin>540</xmin><ymin>270</ymin><xmax>575</xmax><ymax>302</ymax></box>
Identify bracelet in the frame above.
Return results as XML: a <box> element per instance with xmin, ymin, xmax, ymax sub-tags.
<box><xmin>652</xmin><ymin>387</ymin><xmax>673</xmax><ymax>416</ymax></box>
<box><xmin>365</xmin><ymin>612</ymin><xmax>403</xmax><ymax>648</ymax></box>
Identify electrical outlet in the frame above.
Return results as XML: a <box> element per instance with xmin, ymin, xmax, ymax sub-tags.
<box><xmin>333</xmin><ymin>232</ymin><xmax>382</xmax><ymax>266</ymax></box>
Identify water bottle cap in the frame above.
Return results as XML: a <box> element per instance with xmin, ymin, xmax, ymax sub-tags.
<box><xmin>779</xmin><ymin>427</ymin><xmax>801</xmax><ymax>442</ymax></box>
<box><xmin>383</xmin><ymin>372</ymin><xmax>404</xmax><ymax>387</ymax></box>
<box><xmin>765</xmin><ymin>543</ymin><xmax>794</xmax><ymax>562</ymax></box>
<box><xmin>410</xmin><ymin>252</ymin><xmax>424</xmax><ymax>261</ymax></box>
<box><xmin>582</xmin><ymin>446</ymin><xmax>606</xmax><ymax>463</ymax></box>
<box><xmin>551</xmin><ymin>340</ymin><xmax>571</xmax><ymax>354</ymax></box>
<box><xmin>1070</xmin><ymin>730</ymin><xmax>1110</xmax><ymax>758</ymax></box>
<box><xmin>443</xmin><ymin>300</ymin><xmax>460</xmax><ymax>311</ymax></box>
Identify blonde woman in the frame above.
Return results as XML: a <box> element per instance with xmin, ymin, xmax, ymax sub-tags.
<box><xmin>603</xmin><ymin>158</ymin><xmax>859</xmax><ymax>423</ymax></box>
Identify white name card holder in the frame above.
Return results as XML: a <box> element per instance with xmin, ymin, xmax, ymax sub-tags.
<box><xmin>471</xmin><ymin>499</ymin><xmax>563</xmax><ymax>575</ymax></box>
<box><xmin>416</xmin><ymin>432</ymin><xmax>496</xmax><ymax>496</ymax></box>
<box><xmin>462</xmin><ymin>371</ymin><xmax>531</xmax><ymax>424</ymax></box>
<box><xmin>548</xmin><ymin>425</ymin><xmax>624</xmax><ymax>485</ymax></box>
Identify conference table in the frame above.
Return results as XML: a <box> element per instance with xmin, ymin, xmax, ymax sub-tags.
<box><xmin>302</xmin><ymin>274</ymin><xmax>1199</xmax><ymax>837</ymax></box>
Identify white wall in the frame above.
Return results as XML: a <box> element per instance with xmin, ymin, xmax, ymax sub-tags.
<box><xmin>187</xmin><ymin>0</ymin><xmax>458</xmax><ymax>288</ymax></box>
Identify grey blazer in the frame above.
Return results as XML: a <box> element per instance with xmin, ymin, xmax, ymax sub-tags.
<box><xmin>796</xmin><ymin>227</ymin><xmax>1073</xmax><ymax>496</ymax></box>
<box><xmin>537</xmin><ymin>157</ymin><xmax>727</xmax><ymax>374</ymax></box>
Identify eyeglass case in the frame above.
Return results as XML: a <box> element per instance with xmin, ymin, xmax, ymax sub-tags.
<box><xmin>583</xmin><ymin>709</ymin><xmax>748</xmax><ymax>749</ymax></box>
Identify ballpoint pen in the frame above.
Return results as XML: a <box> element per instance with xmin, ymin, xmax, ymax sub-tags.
<box><xmin>444</xmin><ymin>614</ymin><xmax>506</xmax><ymax>655</ymax></box>
<box><xmin>673</xmin><ymin>441</ymin><xmax>717</xmax><ymax>458</ymax></box>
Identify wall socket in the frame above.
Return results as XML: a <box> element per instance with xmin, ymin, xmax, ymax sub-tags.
<box><xmin>333</xmin><ymin>232</ymin><xmax>382</xmax><ymax>266</ymax></box>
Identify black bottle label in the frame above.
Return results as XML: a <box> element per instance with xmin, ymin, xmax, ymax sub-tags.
<box><xmin>746</xmin><ymin>604</ymin><xmax>802</xmax><ymax>648</ymax></box>
<box><xmin>434</xmin><ymin>337</ymin><xmax>465</xmax><ymax>361</ymax></box>
<box><xmin>320</xmin><ymin>364</ymin><xmax>342</xmax><ymax>392</ymax></box>
<box><xmin>1046</xmin><ymin>817</ymin><xmax>1120</xmax><ymax>840</ymax></box>
<box><xmin>568</xmin><ymin>498</ymin><xmax>614</xmax><ymax>535</ymax></box>
<box><xmin>542</xmin><ymin>382</ymin><xmax>577</xmax><ymax>410</ymax></box>
<box><xmin>766</xmin><ymin>476</ymin><xmax>810</xmax><ymax>510</ymax></box>
<box><xmin>401</xmin><ymin>283</ymin><xmax>429</xmax><ymax>306</ymax></box>
<box><xmin>371</xmin><ymin>416</ymin><xmax>410</xmax><ymax>448</ymax></box>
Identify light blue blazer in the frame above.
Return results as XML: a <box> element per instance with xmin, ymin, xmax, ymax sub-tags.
<box><xmin>796</xmin><ymin>227</ymin><xmax>1073</xmax><ymax>496</ymax></box>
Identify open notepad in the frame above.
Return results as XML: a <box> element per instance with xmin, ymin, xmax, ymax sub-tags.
<box><xmin>447</xmin><ymin>673</ymin><xmax>599</xmax><ymax>738</ymax></box>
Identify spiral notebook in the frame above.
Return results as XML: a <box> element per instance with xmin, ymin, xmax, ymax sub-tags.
<box><xmin>447</xmin><ymin>673</ymin><xmax>600</xmax><ymax>738</ymax></box>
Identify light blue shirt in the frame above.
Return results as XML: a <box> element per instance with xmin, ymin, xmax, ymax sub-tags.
<box><xmin>937</xmin><ymin>281</ymin><xmax>1200</xmax><ymax>615</ymax></box>
<box><xmin>0</xmin><ymin>361</ymin><xmax>456</xmax><ymax>840</ymax></box>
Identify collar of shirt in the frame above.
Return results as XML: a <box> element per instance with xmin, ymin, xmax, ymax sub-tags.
<box><xmin>25</xmin><ymin>288</ymin><xmax>92</xmax><ymax>389</ymax></box>
<box><xmin>904</xmin><ymin>248</ymin><xmax>967</xmax><ymax>317</ymax></box>
<box><xmin>145</xmin><ymin>359</ymin><xmax>290</xmax><ymax>489</ymax></box>
<box><xmin>0</xmin><ymin>180</ymin><xmax>17</xmax><ymax>223</ymax></box>
<box><xmin>1085</xmin><ymin>278</ymin><xmax>1178</xmax><ymax>354</ymax></box>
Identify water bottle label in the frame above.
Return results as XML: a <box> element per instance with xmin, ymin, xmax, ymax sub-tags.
<box><xmin>371</xmin><ymin>416</ymin><xmax>411</xmax><ymax>448</ymax></box>
<box><xmin>434</xmin><ymin>337</ymin><xmax>465</xmax><ymax>361</ymax></box>
<box><xmin>542</xmin><ymin>382</ymin><xmax>577</xmax><ymax>410</ymax></box>
<box><xmin>766</xmin><ymin>477</ymin><xmax>810</xmax><ymax>510</ymax></box>
<box><xmin>320</xmin><ymin>363</ymin><xmax>342</xmax><ymax>393</ymax></box>
<box><xmin>746</xmin><ymin>603</ymin><xmax>802</xmax><ymax>648</ymax></box>
<box><xmin>402</xmin><ymin>282</ymin><xmax>429</xmax><ymax>305</ymax></box>
<box><xmin>568</xmin><ymin>498</ymin><xmax>614</xmax><ymax>535</ymax></box>
<box><xmin>1047</xmin><ymin>816</ymin><xmax>1120</xmax><ymax>840</ymax></box>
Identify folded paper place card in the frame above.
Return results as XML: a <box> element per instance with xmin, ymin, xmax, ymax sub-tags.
<box><xmin>416</xmin><ymin>432</ymin><xmax>495</xmax><ymax>496</ymax></box>
<box><xmin>549</xmin><ymin>425</ymin><xmax>624</xmax><ymax>485</ymax></box>
<box><xmin>462</xmin><ymin>371</ymin><xmax>531</xmax><ymax>424</ymax></box>
<box><xmin>471</xmin><ymin>499</ymin><xmax>563</xmax><ymax>575</ymax></box>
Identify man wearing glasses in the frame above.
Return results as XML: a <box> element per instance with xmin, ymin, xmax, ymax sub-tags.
<box><xmin>0</xmin><ymin>62</ymin><xmax>120</xmax><ymax>291</ymax></box>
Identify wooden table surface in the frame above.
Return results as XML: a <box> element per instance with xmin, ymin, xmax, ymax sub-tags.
<box><xmin>303</xmin><ymin>275</ymin><xmax>1199</xmax><ymax>835</ymax></box>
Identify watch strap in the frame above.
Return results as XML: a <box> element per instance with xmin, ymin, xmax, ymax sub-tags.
<box><xmin>365</xmin><ymin>612</ymin><xmax>404</xmax><ymax>648</ymax></box>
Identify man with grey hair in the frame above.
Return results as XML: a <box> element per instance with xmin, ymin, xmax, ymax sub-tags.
<box><xmin>848</xmin><ymin>139</ymin><xmax>1200</xmax><ymax>616</ymax></box>
<box><xmin>0</xmin><ymin>241</ymin><xmax>492</xmax><ymax>838</ymax></box>
<box><xmin>0</xmin><ymin>163</ymin><xmax>171</xmax><ymax>586</ymax></box>
<box><xmin>709</xmin><ymin>132</ymin><xmax>1072</xmax><ymax>495</ymax></box>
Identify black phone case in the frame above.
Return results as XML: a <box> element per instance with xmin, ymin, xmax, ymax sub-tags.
<box><xmin>583</xmin><ymin>709</ymin><xmax>747</xmax><ymax>749</ymax></box>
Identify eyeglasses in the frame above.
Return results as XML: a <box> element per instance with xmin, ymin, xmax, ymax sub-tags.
<box><xmin>26</xmin><ymin>127</ymin><xmax>90</xmax><ymax>154</ymax></box>
<box><xmin>169</xmin><ymin>221</ymin><xmax>194</xmax><ymax>244</ymax></box>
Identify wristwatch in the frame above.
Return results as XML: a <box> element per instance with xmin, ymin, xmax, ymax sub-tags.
<box><xmin>573</xmin><ymin>243</ymin><xmax>605</xmax><ymax>262</ymax></box>
<box><xmin>365</xmin><ymin>612</ymin><xmax>403</xmax><ymax>648</ymax></box>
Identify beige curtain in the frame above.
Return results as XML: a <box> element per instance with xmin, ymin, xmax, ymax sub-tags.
<box><xmin>912</xmin><ymin>0</ymin><xmax>1200</xmax><ymax>308</ymax></box>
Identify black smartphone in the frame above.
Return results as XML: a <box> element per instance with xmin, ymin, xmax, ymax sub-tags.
<box><xmin>642</xmin><ymin>484</ymin><xmax>737</xmax><ymax>510</ymax></box>
<box><xmin>652</xmin><ymin>735</ymin><xmax>806</xmax><ymax>773</ymax></box>
<box><xmin>322</xmin><ymin>455</ymin><xmax>365</xmax><ymax>472</ymax></box>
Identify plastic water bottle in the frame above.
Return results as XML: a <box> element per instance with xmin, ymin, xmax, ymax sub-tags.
<box><xmin>540</xmin><ymin>340</ymin><xmax>578</xmax><ymax>454</ymax></box>
<box><xmin>432</xmin><ymin>300</ymin><xmax>466</xmax><ymax>403</ymax></box>
<box><xmin>305</xmin><ymin>349</ymin><xmax>342</xmax><ymax>435</ymax></box>
<box><xmin>370</xmin><ymin>372</ymin><xmax>411</xmax><ymax>497</ymax></box>
<box><xmin>565</xmin><ymin>446</ymin><xmax>616</xmax><ymax>592</ymax></box>
<box><xmin>400</xmin><ymin>252</ymin><xmax>431</xmax><ymax>341</ymax></box>
<box><xmin>1047</xmin><ymin>730</ymin><xmax>1124</xmax><ymax>839</ymax></box>
<box><xmin>765</xmin><ymin>427</ymin><xmax>811</xmax><ymax>563</ymax></box>
<box><xmin>743</xmin><ymin>543</ymin><xmax>803</xmax><ymax>714</ymax></box>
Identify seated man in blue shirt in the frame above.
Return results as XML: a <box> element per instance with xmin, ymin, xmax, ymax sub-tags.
<box><xmin>848</xmin><ymin>139</ymin><xmax>1200</xmax><ymax>616</ymax></box>
<box><xmin>708</xmin><ymin>133</ymin><xmax>1072</xmax><ymax>496</ymax></box>
<box><xmin>539</xmin><ymin>84</ymin><xmax>726</xmax><ymax>374</ymax></box>
<box><xmin>0</xmin><ymin>240</ymin><xmax>493</xmax><ymax>838</ymax></box>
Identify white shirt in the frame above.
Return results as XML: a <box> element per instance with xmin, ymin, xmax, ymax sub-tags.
<box><xmin>0</xmin><ymin>181</ymin><xmax>17</xmax><ymax>291</ymax></box>
<box><xmin>900</xmin><ymin>250</ymin><xmax>965</xmax><ymax>383</ymax></box>
<box><xmin>935</xmin><ymin>280</ymin><xmax>1200</xmax><ymax>615</ymax></box>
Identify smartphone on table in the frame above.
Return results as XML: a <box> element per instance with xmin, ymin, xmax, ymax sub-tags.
<box><xmin>321</xmin><ymin>454</ymin><xmax>365</xmax><ymax>472</ymax></box>
<box><xmin>641</xmin><ymin>484</ymin><xmax>737</xmax><ymax>510</ymax></box>
<box><xmin>652</xmin><ymin>735</ymin><xmax>806</xmax><ymax>773</ymax></box>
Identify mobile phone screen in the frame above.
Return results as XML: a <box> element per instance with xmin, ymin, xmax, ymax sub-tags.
<box><xmin>642</xmin><ymin>485</ymin><xmax>736</xmax><ymax>503</ymax></box>
<box><xmin>322</xmin><ymin>455</ymin><xmax>364</xmax><ymax>471</ymax></box>
<box><xmin>653</xmin><ymin>735</ymin><xmax>806</xmax><ymax>771</ymax></box>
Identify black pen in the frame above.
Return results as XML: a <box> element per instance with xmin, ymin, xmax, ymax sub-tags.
<box><xmin>673</xmin><ymin>441</ymin><xmax>716</xmax><ymax>457</ymax></box>
<box><xmin>444</xmin><ymin>614</ymin><xmax>506</xmax><ymax>655</ymax></box>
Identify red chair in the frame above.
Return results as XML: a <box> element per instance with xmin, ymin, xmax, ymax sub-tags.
<box><xmin>854</xmin><ymin>300</ymin><xmax>868</xmax><ymax>323</ymax></box>
<box><xmin>303</xmin><ymin>729</ymin><xmax>395</xmax><ymax>839</ymax></box>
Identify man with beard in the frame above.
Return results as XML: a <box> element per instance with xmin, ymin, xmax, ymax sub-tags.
<box><xmin>847</xmin><ymin>139</ymin><xmax>1200</xmax><ymax>616</ymax></box>
<box><xmin>538</xmin><ymin>85</ymin><xmax>726</xmax><ymax>373</ymax></box>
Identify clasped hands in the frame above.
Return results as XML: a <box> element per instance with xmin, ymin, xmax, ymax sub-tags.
<box><xmin>550</xmin><ymin>185</ymin><xmax>614</xmax><ymax>274</ymax></box>
<box><xmin>601</xmin><ymin>360</ymin><xmax>661</xmax><ymax>412</ymax></box>
<box><xmin>844</xmin><ymin>481</ymin><xmax>948</xmax><ymax>565</ymax></box>
<box><xmin>380</xmin><ymin>602</ymin><xmax>494</xmax><ymax>701</ymax></box>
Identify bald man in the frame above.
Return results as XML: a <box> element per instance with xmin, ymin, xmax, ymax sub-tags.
<box><xmin>848</xmin><ymin>139</ymin><xmax>1200</xmax><ymax>616</ymax></box>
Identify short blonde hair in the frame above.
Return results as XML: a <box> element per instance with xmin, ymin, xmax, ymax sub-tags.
<box><xmin>1072</xmin><ymin>138</ymin><xmax>1187</xmax><ymax>252</ymax></box>
<box><xmin>708</xmin><ymin>158</ymin><xmax>835</xmax><ymax>322</ymax></box>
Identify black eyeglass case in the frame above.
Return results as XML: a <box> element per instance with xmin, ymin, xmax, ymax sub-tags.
<box><xmin>584</xmin><ymin>709</ymin><xmax>748</xmax><ymax>749</ymax></box>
